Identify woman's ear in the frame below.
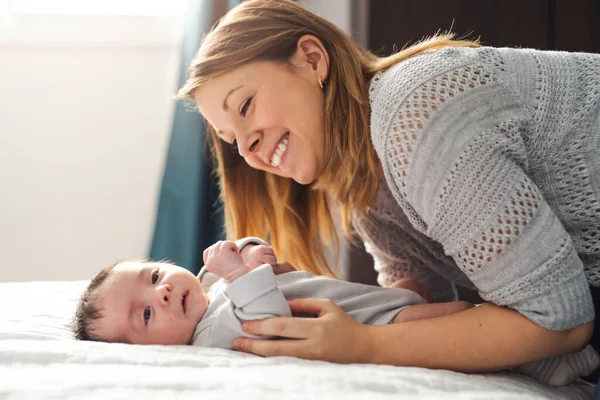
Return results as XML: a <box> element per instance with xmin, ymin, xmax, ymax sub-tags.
<box><xmin>291</xmin><ymin>34</ymin><xmax>329</xmax><ymax>83</ymax></box>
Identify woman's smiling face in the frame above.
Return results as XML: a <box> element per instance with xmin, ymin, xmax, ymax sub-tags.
<box><xmin>194</xmin><ymin>38</ymin><xmax>329</xmax><ymax>185</ymax></box>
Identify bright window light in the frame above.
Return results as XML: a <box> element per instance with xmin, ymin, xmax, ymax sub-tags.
<box><xmin>11</xmin><ymin>0</ymin><xmax>188</xmax><ymax>16</ymax></box>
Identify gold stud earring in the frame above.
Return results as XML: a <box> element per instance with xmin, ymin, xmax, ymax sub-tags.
<box><xmin>318</xmin><ymin>77</ymin><xmax>324</xmax><ymax>89</ymax></box>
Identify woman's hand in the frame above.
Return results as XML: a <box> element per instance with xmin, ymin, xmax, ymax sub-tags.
<box><xmin>233</xmin><ymin>298</ymin><xmax>374</xmax><ymax>363</ymax></box>
<box><xmin>234</xmin><ymin>300</ymin><xmax>593</xmax><ymax>372</ymax></box>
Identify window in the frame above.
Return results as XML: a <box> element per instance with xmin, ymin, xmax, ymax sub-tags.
<box><xmin>0</xmin><ymin>0</ymin><xmax>187</xmax><ymax>47</ymax></box>
<box><xmin>5</xmin><ymin>0</ymin><xmax>187</xmax><ymax>16</ymax></box>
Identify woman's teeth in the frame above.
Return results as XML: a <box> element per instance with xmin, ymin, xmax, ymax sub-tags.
<box><xmin>271</xmin><ymin>134</ymin><xmax>289</xmax><ymax>167</ymax></box>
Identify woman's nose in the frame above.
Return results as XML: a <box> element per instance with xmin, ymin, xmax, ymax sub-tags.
<box><xmin>155</xmin><ymin>284</ymin><xmax>172</xmax><ymax>307</ymax></box>
<box><xmin>237</xmin><ymin>131</ymin><xmax>262</xmax><ymax>157</ymax></box>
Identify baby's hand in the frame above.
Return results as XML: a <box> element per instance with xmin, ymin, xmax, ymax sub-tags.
<box><xmin>239</xmin><ymin>244</ymin><xmax>278</xmax><ymax>269</ymax></box>
<box><xmin>203</xmin><ymin>241</ymin><xmax>251</xmax><ymax>282</ymax></box>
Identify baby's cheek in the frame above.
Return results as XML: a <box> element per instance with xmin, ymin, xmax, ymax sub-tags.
<box><xmin>162</xmin><ymin>324</ymin><xmax>195</xmax><ymax>345</ymax></box>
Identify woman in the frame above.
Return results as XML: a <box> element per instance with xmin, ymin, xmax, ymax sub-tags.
<box><xmin>177</xmin><ymin>0</ymin><xmax>600</xmax><ymax>372</ymax></box>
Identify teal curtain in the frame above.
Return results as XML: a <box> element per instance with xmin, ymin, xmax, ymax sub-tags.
<box><xmin>150</xmin><ymin>0</ymin><xmax>239</xmax><ymax>273</ymax></box>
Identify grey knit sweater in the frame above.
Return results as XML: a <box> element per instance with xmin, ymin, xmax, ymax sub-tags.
<box><xmin>355</xmin><ymin>46</ymin><xmax>600</xmax><ymax>331</ymax></box>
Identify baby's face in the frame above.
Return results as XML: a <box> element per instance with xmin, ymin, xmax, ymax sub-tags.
<box><xmin>94</xmin><ymin>261</ymin><xmax>209</xmax><ymax>345</ymax></box>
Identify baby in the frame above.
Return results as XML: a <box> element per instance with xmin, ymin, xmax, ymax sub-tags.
<box><xmin>73</xmin><ymin>237</ymin><xmax>599</xmax><ymax>386</ymax></box>
<box><xmin>72</xmin><ymin>237</ymin><xmax>468</xmax><ymax>346</ymax></box>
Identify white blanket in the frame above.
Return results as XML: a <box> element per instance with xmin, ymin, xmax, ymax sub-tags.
<box><xmin>0</xmin><ymin>280</ymin><xmax>595</xmax><ymax>400</ymax></box>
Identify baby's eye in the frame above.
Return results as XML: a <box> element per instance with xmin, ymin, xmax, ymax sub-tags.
<box><xmin>151</xmin><ymin>271</ymin><xmax>159</xmax><ymax>285</ymax></box>
<box><xmin>144</xmin><ymin>307</ymin><xmax>151</xmax><ymax>325</ymax></box>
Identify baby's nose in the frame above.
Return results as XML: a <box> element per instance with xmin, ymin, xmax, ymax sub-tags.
<box><xmin>156</xmin><ymin>284</ymin><xmax>172</xmax><ymax>306</ymax></box>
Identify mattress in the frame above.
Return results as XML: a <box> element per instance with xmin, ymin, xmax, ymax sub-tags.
<box><xmin>0</xmin><ymin>279</ymin><xmax>595</xmax><ymax>400</ymax></box>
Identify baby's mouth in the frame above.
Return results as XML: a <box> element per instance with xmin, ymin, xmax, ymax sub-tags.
<box><xmin>182</xmin><ymin>291</ymin><xmax>189</xmax><ymax>314</ymax></box>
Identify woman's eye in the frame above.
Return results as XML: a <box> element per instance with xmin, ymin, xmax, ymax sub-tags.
<box><xmin>231</xmin><ymin>139</ymin><xmax>239</xmax><ymax>154</ymax></box>
<box><xmin>151</xmin><ymin>272</ymin><xmax>158</xmax><ymax>285</ymax></box>
<box><xmin>144</xmin><ymin>307</ymin><xmax>151</xmax><ymax>325</ymax></box>
<box><xmin>240</xmin><ymin>96</ymin><xmax>253</xmax><ymax>117</ymax></box>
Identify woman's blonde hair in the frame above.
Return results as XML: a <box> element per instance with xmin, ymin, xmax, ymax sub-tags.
<box><xmin>178</xmin><ymin>0</ymin><xmax>479</xmax><ymax>277</ymax></box>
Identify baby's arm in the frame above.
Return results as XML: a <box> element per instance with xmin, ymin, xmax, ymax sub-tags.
<box><xmin>392</xmin><ymin>301</ymin><xmax>474</xmax><ymax>323</ymax></box>
<box><xmin>224</xmin><ymin>264</ymin><xmax>292</xmax><ymax>321</ymax></box>
<box><xmin>240</xmin><ymin>245</ymin><xmax>299</xmax><ymax>276</ymax></box>
<box><xmin>193</xmin><ymin>241</ymin><xmax>291</xmax><ymax>349</ymax></box>
<box><xmin>203</xmin><ymin>241</ymin><xmax>292</xmax><ymax>321</ymax></box>
<box><xmin>204</xmin><ymin>240</ymin><xmax>291</xmax><ymax>321</ymax></box>
<box><xmin>203</xmin><ymin>241</ymin><xmax>251</xmax><ymax>282</ymax></box>
<box><xmin>239</xmin><ymin>243</ymin><xmax>277</xmax><ymax>269</ymax></box>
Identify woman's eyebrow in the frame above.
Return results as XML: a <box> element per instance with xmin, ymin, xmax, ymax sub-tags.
<box><xmin>222</xmin><ymin>85</ymin><xmax>244</xmax><ymax>111</ymax></box>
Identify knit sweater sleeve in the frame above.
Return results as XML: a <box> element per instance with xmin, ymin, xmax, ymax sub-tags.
<box><xmin>352</xmin><ymin>199</ymin><xmax>459</xmax><ymax>302</ymax></box>
<box><xmin>369</xmin><ymin>49</ymin><xmax>594</xmax><ymax>331</ymax></box>
<box><xmin>364</xmin><ymin>240</ymin><xmax>458</xmax><ymax>303</ymax></box>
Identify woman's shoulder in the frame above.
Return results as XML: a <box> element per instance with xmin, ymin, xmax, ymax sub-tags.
<box><xmin>369</xmin><ymin>47</ymin><xmax>471</xmax><ymax>108</ymax></box>
<box><xmin>368</xmin><ymin>47</ymin><xmax>471</xmax><ymax>154</ymax></box>
<box><xmin>368</xmin><ymin>46</ymin><xmax>514</xmax><ymax>144</ymax></box>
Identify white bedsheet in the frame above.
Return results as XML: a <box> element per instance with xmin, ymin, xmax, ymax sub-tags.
<box><xmin>0</xmin><ymin>280</ymin><xmax>595</xmax><ymax>400</ymax></box>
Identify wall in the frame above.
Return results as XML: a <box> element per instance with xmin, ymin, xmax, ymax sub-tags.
<box><xmin>0</xmin><ymin>1</ymin><xmax>357</xmax><ymax>283</ymax></box>
<box><xmin>0</xmin><ymin>13</ymin><xmax>183</xmax><ymax>282</ymax></box>
<box><xmin>299</xmin><ymin>0</ymin><xmax>352</xmax><ymax>35</ymax></box>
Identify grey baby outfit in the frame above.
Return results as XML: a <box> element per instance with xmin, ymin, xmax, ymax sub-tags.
<box><xmin>190</xmin><ymin>238</ymin><xmax>425</xmax><ymax>348</ymax></box>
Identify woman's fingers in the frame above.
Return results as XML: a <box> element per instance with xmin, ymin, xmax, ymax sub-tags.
<box><xmin>242</xmin><ymin>315</ymin><xmax>319</xmax><ymax>339</ymax></box>
<box><xmin>288</xmin><ymin>297</ymin><xmax>339</xmax><ymax>317</ymax></box>
<box><xmin>235</xmin><ymin>300</ymin><xmax>373</xmax><ymax>364</ymax></box>
<box><xmin>240</xmin><ymin>299</ymin><xmax>342</xmax><ymax>340</ymax></box>
<box><xmin>233</xmin><ymin>338</ymin><xmax>314</xmax><ymax>358</ymax></box>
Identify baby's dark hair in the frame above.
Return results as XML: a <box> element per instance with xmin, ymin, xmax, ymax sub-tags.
<box><xmin>71</xmin><ymin>261</ymin><xmax>118</xmax><ymax>341</ymax></box>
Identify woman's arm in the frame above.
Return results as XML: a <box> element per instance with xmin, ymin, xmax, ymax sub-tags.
<box><xmin>371</xmin><ymin>302</ymin><xmax>592</xmax><ymax>371</ymax></box>
<box><xmin>233</xmin><ymin>298</ymin><xmax>592</xmax><ymax>372</ymax></box>
<box><xmin>392</xmin><ymin>299</ymin><xmax>473</xmax><ymax>322</ymax></box>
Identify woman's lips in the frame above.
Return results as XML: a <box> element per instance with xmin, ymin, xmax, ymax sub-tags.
<box><xmin>270</xmin><ymin>132</ymin><xmax>289</xmax><ymax>167</ymax></box>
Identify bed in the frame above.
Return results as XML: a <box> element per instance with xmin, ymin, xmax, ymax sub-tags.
<box><xmin>0</xmin><ymin>280</ymin><xmax>596</xmax><ymax>400</ymax></box>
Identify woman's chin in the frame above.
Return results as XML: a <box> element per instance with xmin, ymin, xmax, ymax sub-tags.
<box><xmin>293</xmin><ymin>174</ymin><xmax>317</xmax><ymax>186</ymax></box>
<box><xmin>276</xmin><ymin>164</ymin><xmax>316</xmax><ymax>185</ymax></box>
